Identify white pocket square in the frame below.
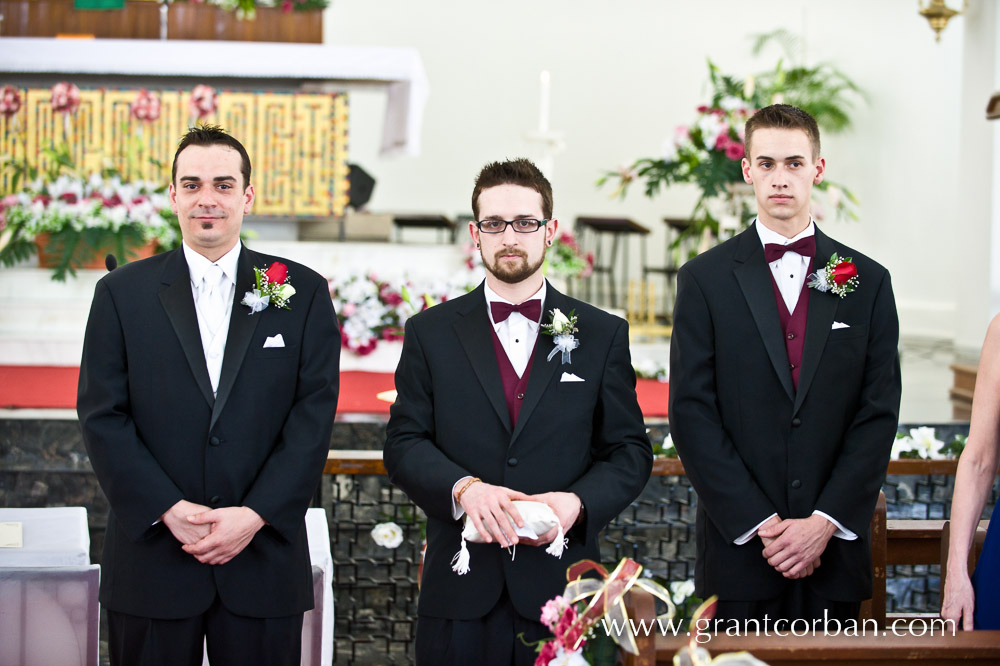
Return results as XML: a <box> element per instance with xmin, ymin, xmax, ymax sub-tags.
<box><xmin>263</xmin><ymin>334</ymin><xmax>285</xmax><ymax>348</ymax></box>
<box><xmin>560</xmin><ymin>372</ymin><xmax>585</xmax><ymax>383</ymax></box>
<box><xmin>832</xmin><ymin>321</ymin><xmax>850</xmax><ymax>330</ymax></box>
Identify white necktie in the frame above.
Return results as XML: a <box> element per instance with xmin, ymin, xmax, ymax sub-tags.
<box><xmin>201</xmin><ymin>264</ymin><xmax>227</xmax><ymax>335</ymax></box>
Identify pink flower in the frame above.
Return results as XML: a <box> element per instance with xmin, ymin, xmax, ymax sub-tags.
<box><xmin>189</xmin><ymin>85</ymin><xmax>218</xmax><ymax>120</ymax></box>
<box><xmin>580</xmin><ymin>253</ymin><xmax>595</xmax><ymax>279</ymax></box>
<box><xmin>725</xmin><ymin>141</ymin><xmax>745</xmax><ymax>161</ymax></box>
<box><xmin>0</xmin><ymin>86</ymin><xmax>22</xmax><ymax>117</ymax></box>
<box><xmin>379</xmin><ymin>285</ymin><xmax>403</xmax><ymax>306</ymax></box>
<box><xmin>714</xmin><ymin>133</ymin><xmax>731</xmax><ymax>151</ymax></box>
<box><xmin>540</xmin><ymin>596</ymin><xmax>567</xmax><ymax>630</ymax></box>
<box><xmin>130</xmin><ymin>89</ymin><xmax>161</xmax><ymax>123</ymax></box>
<box><xmin>341</xmin><ymin>302</ymin><xmax>357</xmax><ymax>317</ymax></box>
<box><xmin>102</xmin><ymin>194</ymin><xmax>123</xmax><ymax>208</ymax></box>
<box><xmin>281</xmin><ymin>0</ymin><xmax>293</xmax><ymax>11</ymax></box>
<box><xmin>51</xmin><ymin>82</ymin><xmax>81</xmax><ymax>114</ymax></box>
<box><xmin>534</xmin><ymin>641</ymin><xmax>557</xmax><ymax>666</ymax></box>
<box><xmin>696</xmin><ymin>105</ymin><xmax>709</xmax><ymax>114</ymax></box>
<box><xmin>59</xmin><ymin>192</ymin><xmax>78</xmax><ymax>204</ymax></box>
<box><xmin>33</xmin><ymin>194</ymin><xmax>52</xmax><ymax>206</ymax></box>
<box><xmin>354</xmin><ymin>338</ymin><xmax>377</xmax><ymax>356</ymax></box>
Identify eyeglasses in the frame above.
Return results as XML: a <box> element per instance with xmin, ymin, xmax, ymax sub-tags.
<box><xmin>475</xmin><ymin>218</ymin><xmax>548</xmax><ymax>234</ymax></box>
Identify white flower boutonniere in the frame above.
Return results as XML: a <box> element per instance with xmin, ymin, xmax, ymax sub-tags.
<box><xmin>541</xmin><ymin>308</ymin><xmax>580</xmax><ymax>364</ymax></box>
<box><xmin>241</xmin><ymin>261</ymin><xmax>296</xmax><ymax>314</ymax></box>
<box><xmin>807</xmin><ymin>253</ymin><xmax>859</xmax><ymax>298</ymax></box>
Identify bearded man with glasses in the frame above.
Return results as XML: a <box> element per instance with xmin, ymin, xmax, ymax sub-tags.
<box><xmin>384</xmin><ymin>158</ymin><xmax>652</xmax><ymax>665</ymax></box>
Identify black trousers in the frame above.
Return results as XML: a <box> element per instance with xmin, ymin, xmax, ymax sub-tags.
<box><xmin>415</xmin><ymin>586</ymin><xmax>550</xmax><ymax>666</ymax></box>
<box><xmin>714</xmin><ymin>579</ymin><xmax>861</xmax><ymax>629</ymax></box>
<box><xmin>107</xmin><ymin>595</ymin><xmax>303</xmax><ymax>666</ymax></box>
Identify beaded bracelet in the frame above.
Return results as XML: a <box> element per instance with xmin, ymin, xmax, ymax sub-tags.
<box><xmin>454</xmin><ymin>477</ymin><xmax>482</xmax><ymax>505</ymax></box>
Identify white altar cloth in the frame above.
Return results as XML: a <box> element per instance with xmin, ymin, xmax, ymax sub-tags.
<box><xmin>0</xmin><ymin>37</ymin><xmax>429</xmax><ymax>157</ymax></box>
<box><xmin>0</xmin><ymin>507</ymin><xmax>90</xmax><ymax>567</ymax></box>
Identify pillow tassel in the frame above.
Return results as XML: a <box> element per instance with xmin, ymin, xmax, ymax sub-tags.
<box><xmin>545</xmin><ymin>522</ymin><xmax>567</xmax><ymax>559</ymax></box>
<box><xmin>451</xmin><ymin>536</ymin><xmax>471</xmax><ymax>575</ymax></box>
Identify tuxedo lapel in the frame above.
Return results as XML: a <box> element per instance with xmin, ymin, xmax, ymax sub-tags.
<box><xmin>509</xmin><ymin>283</ymin><xmax>563</xmax><ymax>446</ymax></box>
<box><xmin>793</xmin><ymin>228</ymin><xmax>839</xmax><ymax>414</ymax></box>
<box><xmin>158</xmin><ymin>249</ymin><xmax>214</xmax><ymax>407</ymax></box>
<box><xmin>454</xmin><ymin>284</ymin><xmax>512</xmax><ymax>433</ymax></box>
<box><xmin>211</xmin><ymin>245</ymin><xmax>261</xmax><ymax>431</ymax></box>
<box><xmin>733</xmin><ymin>226</ymin><xmax>795</xmax><ymax>402</ymax></box>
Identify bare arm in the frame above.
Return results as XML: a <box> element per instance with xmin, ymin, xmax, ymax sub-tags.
<box><xmin>943</xmin><ymin>315</ymin><xmax>1000</xmax><ymax>630</ymax></box>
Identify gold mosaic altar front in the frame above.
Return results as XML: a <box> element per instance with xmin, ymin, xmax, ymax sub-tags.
<box><xmin>1</xmin><ymin>88</ymin><xmax>349</xmax><ymax>216</ymax></box>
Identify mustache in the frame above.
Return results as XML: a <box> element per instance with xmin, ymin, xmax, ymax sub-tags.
<box><xmin>493</xmin><ymin>248</ymin><xmax>527</xmax><ymax>261</ymax></box>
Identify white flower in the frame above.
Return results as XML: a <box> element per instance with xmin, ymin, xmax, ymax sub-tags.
<box><xmin>669</xmin><ymin>579</ymin><xmax>695</xmax><ymax>605</ymax></box>
<box><xmin>662</xmin><ymin>433</ymin><xmax>674</xmax><ymax>450</ymax></box>
<box><xmin>891</xmin><ymin>436</ymin><xmax>914</xmax><ymax>460</ymax></box>
<box><xmin>719</xmin><ymin>95</ymin><xmax>749</xmax><ymax>114</ymax></box>
<box><xmin>551</xmin><ymin>308</ymin><xmax>570</xmax><ymax>331</ymax></box>
<box><xmin>908</xmin><ymin>427</ymin><xmax>944</xmax><ymax>459</ymax></box>
<box><xmin>371</xmin><ymin>522</ymin><xmax>404</xmax><ymax>549</ymax></box>
<box><xmin>548</xmin><ymin>646</ymin><xmax>589</xmax><ymax>666</ymax></box>
<box><xmin>276</xmin><ymin>283</ymin><xmax>296</xmax><ymax>300</ymax></box>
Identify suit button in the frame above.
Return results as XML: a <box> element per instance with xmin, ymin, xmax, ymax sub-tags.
<box><xmin>789</xmin><ymin>363</ymin><xmax>796</xmax><ymax>370</ymax></box>
<box><xmin>786</xmin><ymin>333</ymin><xmax>796</xmax><ymax>340</ymax></box>
<box><xmin>791</xmin><ymin>480</ymin><xmax>802</xmax><ymax>489</ymax></box>
<box><xmin>209</xmin><ymin>436</ymin><xmax>221</xmax><ymax>446</ymax></box>
<box><xmin>507</xmin><ymin>457</ymin><xmax>518</xmax><ymax>467</ymax></box>
<box><xmin>791</xmin><ymin>418</ymin><xmax>802</xmax><ymax>427</ymax></box>
<box><xmin>516</xmin><ymin>393</ymin><xmax>525</xmax><ymax>400</ymax></box>
<box><xmin>209</xmin><ymin>495</ymin><xmax>221</xmax><ymax>505</ymax></box>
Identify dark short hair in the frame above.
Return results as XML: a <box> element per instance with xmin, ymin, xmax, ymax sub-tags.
<box><xmin>171</xmin><ymin>125</ymin><xmax>252</xmax><ymax>189</ymax></box>
<box><xmin>472</xmin><ymin>159</ymin><xmax>552</xmax><ymax>220</ymax></box>
<box><xmin>744</xmin><ymin>104</ymin><xmax>821</xmax><ymax>161</ymax></box>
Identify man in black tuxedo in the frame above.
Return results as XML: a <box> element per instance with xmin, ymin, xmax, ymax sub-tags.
<box><xmin>384</xmin><ymin>159</ymin><xmax>652</xmax><ymax>665</ymax></box>
<box><xmin>669</xmin><ymin>104</ymin><xmax>901</xmax><ymax>624</ymax></box>
<box><xmin>77</xmin><ymin>126</ymin><xmax>340</xmax><ymax>665</ymax></box>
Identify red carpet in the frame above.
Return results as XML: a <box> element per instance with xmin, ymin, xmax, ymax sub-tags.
<box><xmin>0</xmin><ymin>366</ymin><xmax>668</xmax><ymax>417</ymax></box>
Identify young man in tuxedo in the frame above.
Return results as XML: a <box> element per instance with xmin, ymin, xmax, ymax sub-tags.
<box><xmin>77</xmin><ymin>126</ymin><xmax>340</xmax><ymax>665</ymax></box>
<box><xmin>384</xmin><ymin>159</ymin><xmax>652</xmax><ymax>665</ymax></box>
<box><xmin>669</xmin><ymin>104</ymin><xmax>901</xmax><ymax>624</ymax></box>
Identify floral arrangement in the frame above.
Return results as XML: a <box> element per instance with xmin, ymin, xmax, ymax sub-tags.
<box><xmin>545</xmin><ymin>231</ymin><xmax>594</xmax><ymax>280</ymax></box>
<box><xmin>600</xmin><ymin>34</ymin><xmax>864</xmax><ymax>252</ymax></box>
<box><xmin>531</xmin><ymin>558</ymin><xmax>675</xmax><ymax>666</ymax></box>
<box><xmin>892</xmin><ymin>426</ymin><xmax>967</xmax><ymax>460</ymax></box>
<box><xmin>0</xmin><ymin>147</ymin><xmax>179</xmax><ymax>280</ymax></box>
<box><xmin>653</xmin><ymin>433</ymin><xmax>677</xmax><ymax>459</ymax></box>
<box><xmin>633</xmin><ymin>358</ymin><xmax>668</xmax><ymax>383</ymax></box>
<box><xmin>243</xmin><ymin>262</ymin><xmax>295</xmax><ymax>313</ymax></box>
<box><xmin>330</xmin><ymin>272</ymin><xmax>476</xmax><ymax>356</ymax></box>
<box><xmin>808</xmin><ymin>253</ymin><xmax>859</xmax><ymax>298</ymax></box>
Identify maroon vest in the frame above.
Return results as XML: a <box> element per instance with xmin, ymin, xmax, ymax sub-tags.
<box><xmin>769</xmin><ymin>276</ymin><xmax>809</xmax><ymax>390</ymax></box>
<box><xmin>489</xmin><ymin>326</ymin><xmax>537</xmax><ymax>427</ymax></box>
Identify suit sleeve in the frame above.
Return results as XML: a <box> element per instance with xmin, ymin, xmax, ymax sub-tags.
<box><xmin>669</xmin><ymin>267</ymin><xmax>778</xmax><ymax>542</ymax></box>
<box><xmin>242</xmin><ymin>277</ymin><xmax>340</xmax><ymax>541</ymax></box>
<box><xmin>77</xmin><ymin>280</ymin><xmax>185</xmax><ymax>542</ymax></box>
<box><xmin>565</xmin><ymin>318</ymin><xmax>653</xmax><ymax>542</ymax></box>
<box><xmin>813</xmin><ymin>270</ymin><xmax>901</xmax><ymax>535</ymax></box>
<box><xmin>384</xmin><ymin>318</ymin><xmax>473</xmax><ymax>522</ymax></box>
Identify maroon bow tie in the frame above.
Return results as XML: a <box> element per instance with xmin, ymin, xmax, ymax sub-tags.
<box><xmin>764</xmin><ymin>236</ymin><xmax>816</xmax><ymax>263</ymax></box>
<box><xmin>491</xmin><ymin>299</ymin><xmax>542</xmax><ymax>323</ymax></box>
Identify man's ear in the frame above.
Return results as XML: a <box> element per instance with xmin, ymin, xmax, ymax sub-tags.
<box><xmin>243</xmin><ymin>184</ymin><xmax>255</xmax><ymax>213</ymax></box>
<box><xmin>741</xmin><ymin>158</ymin><xmax>753</xmax><ymax>185</ymax></box>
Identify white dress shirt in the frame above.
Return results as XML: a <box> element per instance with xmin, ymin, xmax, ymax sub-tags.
<box><xmin>734</xmin><ymin>222</ymin><xmax>855</xmax><ymax>545</ymax></box>
<box><xmin>182</xmin><ymin>241</ymin><xmax>241</xmax><ymax>396</ymax></box>
<box><xmin>756</xmin><ymin>219</ymin><xmax>815</xmax><ymax>314</ymax></box>
<box><xmin>450</xmin><ymin>280</ymin><xmax>547</xmax><ymax>519</ymax></box>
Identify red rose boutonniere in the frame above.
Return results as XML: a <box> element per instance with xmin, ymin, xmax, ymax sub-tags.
<box><xmin>241</xmin><ymin>262</ymin><xmax>296</xmax><ymax>314</ymax></box>
<box><xmin>807</xmin><ymin>253</ymin><xmax>859</xmax><ymax>298</ymax></box>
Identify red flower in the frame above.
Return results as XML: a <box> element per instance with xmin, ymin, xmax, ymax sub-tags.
<box><xmin>33</xmin><ymin>194</ymin><xmax>51</xmax><ymax>206</ymax></box>
<box><xmin>59</xmin><ymin>192</ymin><xmax>78</xmax><ymax>204</ymax></box>
<box><xmin>281</xmin><ymin>0</ymin><xmax>293</xmax><ymax>11</ymax></box>
<box><xmin>0</xmin><ymin>85</ymin><xmax>22</xmax><ymax>118</ymax></box>
<box><xmin>831</xmin><ymin>261</ymin><xmax>858</xmax><ymax>286</ymax></box>
<box><xmin>264</xmin><ymin>262</ymin><xmax>288</xmax><ymax>284</ymax></box>
<box><xmin>725</xmin><ymin>141</ymin><xmax>745</xmax><ymax>161</ymax></box>
<box><xmin>50</xmin><ymin>81</ymin><xmax>81</xmax><ymax>115</ymax></box>
<box><xmin>534</xmin><ymin>641</ymin><xmax>557</xmax><ymax>666</ymax></box>
<box><xmin>102</xmin><ymin>194</ymin><xmax>123</xmax><ymax>208</ymax></box>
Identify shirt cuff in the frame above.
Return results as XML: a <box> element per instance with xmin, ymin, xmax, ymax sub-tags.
<box><xmin>813</xmin><ymin>510</ymin><xmax>857</xmax><ymax>540</ymax></box>
<box><xmin>734</xmin><ymin>513</ymin><xmax>778</xmax><ymax>545</ymax></box>
<box><xmin>451</xmin><ymin>476</ymin><xmax>473</xmax><ymax>521</ymax></box>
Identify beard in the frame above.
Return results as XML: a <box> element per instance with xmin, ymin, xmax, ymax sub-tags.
<box><xmin>483</xmin><ymin>246</ymin><xmax>545</xmax><ymax>284</ymax></box>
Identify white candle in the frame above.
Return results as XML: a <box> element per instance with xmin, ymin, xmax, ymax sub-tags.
<box><xmin>538</xmin><ymin>70</ymin><xmax>551</xmax><ymax>134</ymax></box>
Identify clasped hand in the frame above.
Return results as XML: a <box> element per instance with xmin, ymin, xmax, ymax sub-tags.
<box><xmin>458</xmin><ymin>482</ymin><xmax>581</xmax><ymax>549</ymax></box>
<box><xmin>758</xmin><ymin>514</ymin><xmax>835</xmax><ymax>579</ymax></box>
<box><xmin>161</xmin><ymin>500</ymin><xmax>265</xmax><ymax>565</ymax></box>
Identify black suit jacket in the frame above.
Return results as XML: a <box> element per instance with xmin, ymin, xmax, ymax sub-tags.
<box><xmin>383</xmin><ymin>282</ymin><xmax>652</xmax><ymax>620</ymax></box>
<box><xmin>77</xmin><ymin>245</ymin><xmax>339</xmax><ymax>619</ymax></box>
<box><xmin>669</xmin><ymin>224</ymin><xmax>901</xmax><ymax>602</ymax></box>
